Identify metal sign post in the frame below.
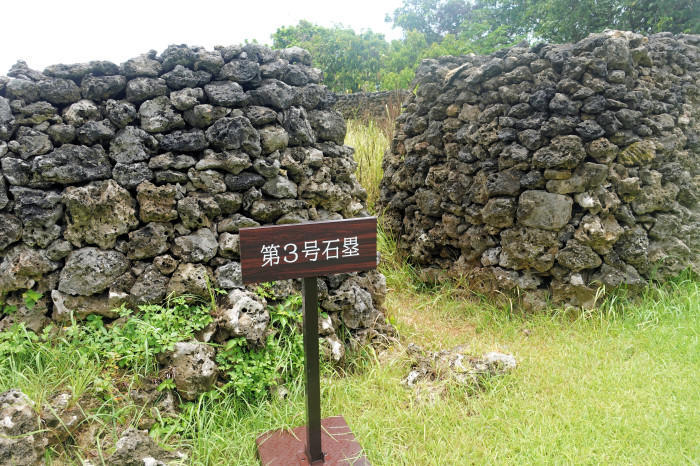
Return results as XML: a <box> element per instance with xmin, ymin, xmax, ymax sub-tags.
<box><xmin>240</xmin><ymin>217</ymin><xmax>376</xmax><ymax>465</ymax></box>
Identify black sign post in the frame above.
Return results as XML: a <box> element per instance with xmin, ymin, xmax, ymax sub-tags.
<box><xmin>302</xmin><ymin>276</ymin><xmax>323</xmax><ymax>463</ymax></box>
<box><xmin>240</xmin><ymin>217</ymin><xmax>376</xmax><ymax>465</ymax></box>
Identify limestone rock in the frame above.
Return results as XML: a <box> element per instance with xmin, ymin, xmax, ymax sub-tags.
<box><xmin>204</xmin><ymin>81</ymin><xmax>248</xmax><ymax>107</ymax></box>
<box><xmin>107</xmin><ymin>427</ymin><xmax>185</xmax><ymax>466</ymax></box>
<box><xmin>499</xmin><ymin>227</ymin><xmax>559</xmax><ymax>272</ymax></box>
<box><xmin>0</xmin><ymin>389</ymin><xmax>47</xmax><ymax>466</ymax></box>
<box><xmin>171</xmin><ymin>87</ymin><xmax>204</xmax><ymax>111</ymax></box>
<box><xmin>219</xmin><ymin>59</ymin><xmax>260</xmax><ymax>83</ymax></box>
<box><xmin>0</xmin><ymin>245</ymin><xmax>59</xmax><ymax>293</ymax></box>
<box><xmin>248</xmin><ymin>79</ymin><xmax>296</xmax><ymax>110</ymax></box>
<box><xmin>0</xmin><ymin>96</ymin><xmax>16</xmax><ymax>141</ymax></box>
<box><xmin>517</xmin><ymin>190</ymin><xmax>573</xmax><ymax>231</ymax></box>
<box><xmin>80</xmin><ymin>75</ymin><xmax>127</xmax><ymax>101</ymax></box>
<box><xmin>532</xmin><ymin>135</ymin><xmax>586</xmax><ymax>169</ymax></box>
<box><xmin>125</xmin><ymin>77</ymin><xmax>167</xmax><ymax>103</ymax></box>
<box><xmin>9</xmin><ymin>186</ymin><xmax>62</xmax><ymax>228</ymax></box>
<box><xmin>136</xmin><ymin>181</ymin><xmax>179</xmax><ymax>223</ymax></box>
<box><xmin>51</xmin><ymin>290</ymin><xmax>120</xmax><ymax>321</ymax></box>
<box><xmin>112</xmin><ymin>162</ymin><xmax>154</xmax><ymax>189</ymax></box>
<box><xmin>33</xmin><ymin>144</ymin><xmax>111</xmax><ymax>184</ymax></box>
<box><xmin>195</xmin><ymin>149</ymin><xmax>251</xmax><ymax>174</ymax></box>
<box><xmin>121</xmin><ymin>54</ymin><xmax>162</xmax><ymax>78</ymax></box>
<box><xmin>184</xmin><ymin>104</ymin><xmax>229</xmax><ymax>128</ymax></box>
<box><xmin>215</xmin><ymin>261</ymin><xmax>242</xmax><ymax>289</ymax></box>
<box><xmin>156</xmin><ymin>342</ymin><xmax>218</xmax><ymax>401</ymax></box>
<box><xmin>129</xmin><ymin>266</ymin><xmax>169</xmax><ymax>305</ymax></box>
<box><xmin>323</xmin><ymin>279</ymin><xmax>377</xmax><ymax>330</ymax></box>
<box><xmin>618</xmin><ymin>140</ymin><xmax>655</xmax><ymax>166</ymax></box>
<box><xmin>205</xmin><ymin>116</ymin><xmax>261</xmax><ymax>154</ymax></box>
<box><xmin>58</xmin><ymin>248</ymin><xmax>129</xmax><ymax>296</ymax></box>
<box><xmin>13</xmin><ymin>127</ymin><xmax>52</xmax><ymax>158</ymax></box>
<box><xmin>481</xmin><ymin>197</ymin><xmax>516</xmax><ymax>228</ymax></box>
<box><xmin>574</xmin><ymin>214</ymin><xmax>623</xmax><ymax>254</ymax></box>
<box><xmin>172</xmin><ymin>228</ymin><xmax>218</xmax><ymax>263</ymax></box>
<box><xmin>126</xmin><ymin>223</ymin><xmax>173</xmax><ymax>260</ymax></box>
<box><xmin>258</xmin><ymin>125</ymin><xmax>289</xmax><ymax>154</ymax></box>
<box><xmin>282</xmin><ymin>106</ymin><xmax>315</xmax><ymax>146</ymax></box>
<box><xmin>556</xmin><ymin>240</ymin><xmax>602</xmax><ymax>271</ymax></box>
<box><xmin>0</xmin><ymin>214</ymin><xmax>22</xmax><ymax>251</ymax></box>
<box><xmin>308</xmin><ymin>110</ymin><xmax>346</xmax><ymax>145</ymax></box>
<box><xmin>63</xmin><ymin>180</ymin><xmax>138</xmax><ymax>249</ymax></box>
<box><xmin>162</xmin><ymin>65</ymin><xmax>211</xmax><ymax>90</ymax></box>
<box><xmin>218</xmin><ymin>233</ymin><xmax>240</xmax><ymax>258</ymax></box>
<box><xmin>262</xmin><ymin>175</ymin><xmax>297</xmax><ymax>199</ymax></box>
<box><xmin>105</xmin><ymin>99</ymin><xmax>137</xmax><ymax>128</ymax></box>
<box><xmin>217</xmin><ymin>289</ymin><xmax>268</xmax><ymax>342</ymax></box>
<box><xmin>139</xmin><ymin>96</ymin><xmax>185</xmax><ymax>133</ymax></box>
<box><xmin>159</xmin><ymin>129</ymin><xmax>208</xmax><ymax>152</ymax></box>
<box><xmin>167</xmin><ymin>263</ymin><xmax>210</xmax><ymax>299</ymax></box>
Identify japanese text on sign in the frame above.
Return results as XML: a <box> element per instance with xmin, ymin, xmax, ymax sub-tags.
<box><xmin>261</xmin><ymin>237</ymin><xmax>360</xmax><ymax>267</ymax></box>
<box><xmin>239</xmin><ymin>217</ymin><xmax>377</xmax><ymax>284</ymax></box>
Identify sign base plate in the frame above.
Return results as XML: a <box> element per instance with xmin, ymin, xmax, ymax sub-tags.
<box><xmin>256</xmin><ymin>416</ymin><xmax>370</xmax><ymax>465</ymax></box>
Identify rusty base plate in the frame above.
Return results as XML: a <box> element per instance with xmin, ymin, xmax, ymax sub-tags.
<box><xmin>256</xmin><ymin>416</ymin><xmax>370</xmax><ymax>465</ymax></box>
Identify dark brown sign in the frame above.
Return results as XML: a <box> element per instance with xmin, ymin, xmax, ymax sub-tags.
<box><xmin>239</xmin><ymin>217</ymin><xmax>377</xmax><ymax>284</ymax></box>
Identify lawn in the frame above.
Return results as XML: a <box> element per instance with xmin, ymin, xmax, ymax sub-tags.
<box><xmin>153</xmin><ymin>267</ymin><xmax>698</xmax><ymax>465</ymax></box>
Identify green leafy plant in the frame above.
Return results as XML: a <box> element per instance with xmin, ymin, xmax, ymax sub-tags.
<box><xmin>22</xmin><ymin>289</ymin><xmax>43</xmax><ymax>310</ymax></box>
<box><xmin>216</xmin><ymin>294</ymin><xmax>305</xmax><ymax>401</ymax></box>
<box><xmin>0</xmin><ymin>323</ymin><xmax>38</xmax><ymax>360</ymax></box>
<box><xmin>0</xmin><ymin>301</ymin><xmax>17</xmax><ymax>316</ymax></box>
<box><xmin>66</xmin><ymin>295</ymin><xmax>214</xmax><ymax>374</ymax></box>
<box><xmin>0</xmin><ymin>290</ymin><xmax>44</xmax><ymax>316</ymax></box>
<box><xmin>254</xmin><ymin>282</ymin><xmax>275</xmax><ymax>300</ymax></box>
<box><xmin>158</xmin><ymin>378</ymin><xmax>177</xmax><ymax>392</ymax></box>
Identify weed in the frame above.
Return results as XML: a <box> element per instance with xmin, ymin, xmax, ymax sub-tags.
<box><xmin>254</xmin><ymin>281</ymin><xmax>276</xmax><ymax>300</ymax></box>
<box><xmin>0</xmin><ymin>289</ymin><xmax>44</xmax><ymax>315</ymax></box>
<box><xmin>215</xmin><ymin>294</ymin><xmax>305</xmax><ymax>401</ymax></box>
<box><xmin>345</xmin><ymin>118</ymin><xmax>391</xmax><ymax>212</ymax></box>
<box><xmin>64</xmin><ymin>295</ymin><xmax>214</xmax><ymax>375</ymax></box>
<box><xmin>0</xmin><ymin>322</ymin><xmax>39</xmax><ymax>359</ymax></box>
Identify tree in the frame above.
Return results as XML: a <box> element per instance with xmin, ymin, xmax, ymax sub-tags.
<box><xmin>273</xmin><ymin>21</ymin><xmax>390</xmax><ymax>92</ymax></box>
<box><xmin>385</xmin><ymin>0</ymin><xmax>475</xmax><ymax>43</ymax></box>
<box><xmin>620</xmin><ymin>0</ymin><xmax>699</xmax><ymax>35</ymax></box>
<box><xmin>475</xmin><ymin>0</ymin><xmax>699</xmax><ymax>43</ymax></box>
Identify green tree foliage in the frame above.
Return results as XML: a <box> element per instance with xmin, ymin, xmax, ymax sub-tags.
<box><xmin>384</xmin><ymin>0</ymin><xmax>474</xmax><ymax>43</ymax></box>
<box><xmin>386</xmin><ymin>0</ymin><xmax>699</xmax><ymax>45</ymax></box>
<box><xmin>273</xmin><ymin>20</ymin><xmax>389</xmax><ymax>92</ymax></box>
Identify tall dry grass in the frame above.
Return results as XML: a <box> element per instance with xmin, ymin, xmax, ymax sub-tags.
<box><xmin>344</xmin><ymin>101</ymin><xmax>400</xmax><ymax>213</ymax></box>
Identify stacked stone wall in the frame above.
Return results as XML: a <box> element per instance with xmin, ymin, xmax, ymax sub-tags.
<box><xmin>379</xmin><ymin>31</ymin><xmax>699</xmax><ymax>308</ymax></box>
<box><xmin>334</xmin><ymin>90</ymin><xmax>410</xmax><ymax>121</ymax></box>
<box><xmin>0</xmin><ymin>44</ymin><xmax>388</xmax><ymax>354</ymax></box>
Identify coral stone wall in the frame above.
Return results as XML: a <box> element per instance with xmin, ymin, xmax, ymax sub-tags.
<box><xmin>379</xmin><ymin>31</ymin><xmax>699</xmax><ymax>308</ymax></box>
<box><xmin>0</xmin><ymin>44</ymin><xmax>387</xmax><ymax>349</ymax></box>
<box><xmin>334</xmin><ymin>90</ymin><xmax>410</xmax><ymax>121</ymax></box>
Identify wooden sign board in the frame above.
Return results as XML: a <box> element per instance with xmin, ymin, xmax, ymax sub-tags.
<box><xmin>241</xmin><ymin>216</ymin><xmax>376</xmax><ymax>464</ymax></box>
<box><xmin>239</xmin><ymin>217</ymin><xmax>377</xmax><ymax>284</ymax></box>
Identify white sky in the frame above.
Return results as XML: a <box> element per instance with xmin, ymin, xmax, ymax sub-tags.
<box><xmin>0</xmin><ymin>0</ymin><xmax>404</xmax><ymax>76</ymax></box>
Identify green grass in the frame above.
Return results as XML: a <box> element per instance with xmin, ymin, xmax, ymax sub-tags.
<box><xmin>345</xmin><ymin>118</ymin><xmax>392</xmax><ymax>212</ymax></box>
<box><xmin>4</xmin><ymin>269</ymin><xmax>696</xmax><ymax>465</ymax></box>
<box><xmin>162</xmin><ymin>270</ymin><xmax>697</xmax><ymax>465</ymax></box>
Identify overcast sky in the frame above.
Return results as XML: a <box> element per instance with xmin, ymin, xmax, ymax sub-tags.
<box><xmin>1</xmin><ymin>0</ymin><xmax>404</xmax><ymax>75</ymax></box>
